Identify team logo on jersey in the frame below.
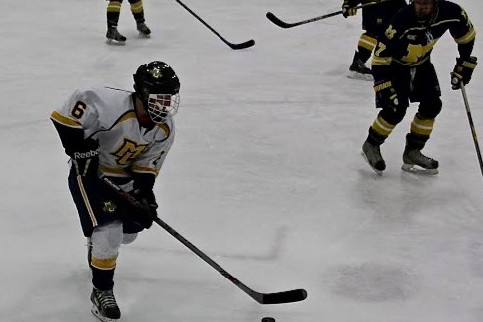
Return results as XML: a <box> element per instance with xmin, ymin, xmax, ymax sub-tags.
<box><xmin>385</xmin><ymin>25</ymin><xmax>397</xmax><ymax>40</ymax></box>
<box><xmin>102</xmin><ymin>200</ymin><xmax>116</xmax><ymax>213</ymax></box>
<box><xmin>112</xmin><ymin>138</ymin><xmax>148</xmax><ymax>165</ymax></box>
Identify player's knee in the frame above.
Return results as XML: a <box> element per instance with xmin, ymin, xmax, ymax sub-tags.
<box><xmin>419</xmin><ymin>97</ymin><xmax>442</xmax><ymax>119</ymax></box>
<box><xmin>380</xmin><ymin>106</ymin><xmax>407</xmax><ymax>125</ymax></box>
<box><xmin>122</xmin><ymin>233</ymin><xmax>138</xmax><ymax>244</ymax></box>
<box><xmin>91</xmin><ymin>220</ymin><xmax>123</xmax><ymax>259</ymax></box>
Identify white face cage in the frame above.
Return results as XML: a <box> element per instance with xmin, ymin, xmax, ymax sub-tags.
<box><xmin>147</xmin><ymin>93</ymin><xmax>180</xmax><ymax>123</ymax></box>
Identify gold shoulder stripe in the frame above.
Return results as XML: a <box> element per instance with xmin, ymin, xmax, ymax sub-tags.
<box><xmin>50</xmin><ymin>110</ymin><xmax>82</xmax><ymax>128</ymax></box>
<box><xmin>118</xmin><ymin>111</ymin><xmax>137</xmax><ymax>123</ymax></box>
<box><xmin>156</xmin><ymin>123</ymin><xmax>171</xmax><ymax>136</ymax></box>
<box><xmin>455</xmin><ymin>27</ymin><xmax>476</xmax><ymax>44</ymax></box>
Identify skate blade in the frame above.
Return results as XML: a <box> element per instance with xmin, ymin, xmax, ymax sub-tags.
<box><xmin>347</xmin><ymin>71</ymin><xmax>373</xmax><ymax>81</ymax></box>
<box><xmin>91</xmin><ymin>305</ymin><xmax>119</xmax><ymax>322</ymax></box>
<box><xmin>401</xmin><ymin>163</ymin><xmax>438</xmax><ymax>175</ymax></box>
<box><xmin>361</xmin><ymin>151</ymin><xmax>383</xmax><ymax>175</ymax></box>
<box><xmin>105</xmin><ymin>39</ymin><xmax>126</xmax><ymax>46</ymax></box>
<box><xmin>138</xmin><ymin>32</ymin><xmax>151</xmax><ymax>38</ymax></box>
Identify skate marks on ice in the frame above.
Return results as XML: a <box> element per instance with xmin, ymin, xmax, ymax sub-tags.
<box><xmin>327</xmin><ymin>262</ymin><xmax>419</xmax><ymax>302</ymax></box>
<box><xmin>125</xmin><ymin>226</ymin><xmax>289</xmax><ymax>261</ymax></box>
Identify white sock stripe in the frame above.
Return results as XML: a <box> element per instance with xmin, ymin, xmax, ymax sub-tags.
<box><xmin>375</xmin><ymin>118</ymin><xmax>394</xmax><ymax>132</ymax></box>
<box><xmin>411</xmin><ymin>121</ymin><xmax>433</xmax><ymax>131</ymax></box>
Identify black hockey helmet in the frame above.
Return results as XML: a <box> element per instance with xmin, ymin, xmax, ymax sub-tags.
<box><xmin>410</xmin><ymin>0</ymin><xmax>440</xmax><ymax>23</ymax></box>
<box><xmin>133</xmin><ymin>61</ymin><xmax>181</xmax><ymax>123</ymax></box>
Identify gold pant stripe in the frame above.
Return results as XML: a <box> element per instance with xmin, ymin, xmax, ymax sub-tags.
<box><xmin>91</xmin><ymin>256</ymin><xmax>117</xmax><ymax>270</ymax></box>
<box><xmin>77</xmin><ymin>175</ymin><xmax>98</xmax><ymax>227</ymax></box>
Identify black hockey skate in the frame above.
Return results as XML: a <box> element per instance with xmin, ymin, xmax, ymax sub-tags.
<box><xmin>348</xmin><ymin>58</ymin><xmax>373</xmax><ymax>81</ymax></box>
<box><xmin>91</xmin><ymin>288</ymin><xmax>121</xmax><ymax>322</ymax></box>
<box><xmin>106</xmin><ymin>27</ymin><xmax>126</xmax><ymax>45</ymax></box>
<box><xmin>137</xmin><ymin>22</ymin><xmax>151</xmax><ymax>38</ymax></box>
<box><xmin>361</xmin><ymin>141</ymin><xmax>386</xmax><ymax>175</ymax></box>
<box><xmin>402</xmin><ymin>147</ymin><xmax>439</xmax><ymax>175</ymax></box>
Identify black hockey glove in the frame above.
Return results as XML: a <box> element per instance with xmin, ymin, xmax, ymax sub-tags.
<box><xmin>342</xmin><ymin>0</ymin><xmax>358</xmax><ymax>18</ymax></box>
<box><xmin>132</xmin><ymin>189</ymin><xmax>158</xmax><ymax>229</ymax></box>
<box><xmin>69</xmin><ymin>138</ymin><xmax>100</xmax><ymax>177</ymax></box>
<box><xmin>374</xmin><ymin>80</ymin><xmax>399</xmax><ymax>110</ymax></box>
<box><xmin>451</xmin><ymin>56</ymin><xmax>477</xmax><ymax>90</ymax></box>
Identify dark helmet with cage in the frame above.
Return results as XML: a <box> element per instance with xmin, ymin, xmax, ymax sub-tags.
<box><xmin>410</xmin><ymin>0</ymin><xmax>440</xmax><ymax>23</ymax></box>
<box><xmin>133</xmin><ymin>61</ymin><xmax>181</xmax><ymax>124</ymax></box>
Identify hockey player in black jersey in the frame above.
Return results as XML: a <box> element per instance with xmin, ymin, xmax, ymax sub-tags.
<box><xmin>342</xmin><ymin>0</ymin><xmax>407</xmax><ymax>80</ymax></box>
<box><xmin>361</xmin><ymin>0</ymin><xmax>477</xmax><ymax>175</ymax></box>
<box><xmin>106</xmin><ymin>0</ymin><xmax>151</xmax><ymax>44</ymax></box>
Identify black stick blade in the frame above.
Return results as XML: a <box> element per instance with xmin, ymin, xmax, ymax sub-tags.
<box><xmin>228</xmin><ymin>39</ymin><xmax>255</xmax><ymax>50</ymax></box>
<box><xmin>261</xmin><ymin>289</ymin><xmax>308</xmax><ymax>304</ymax></box>
<box><xmin>266</xmin><ymin>12</ymin><xmax>293</xmax><ymax>28</ymax></box>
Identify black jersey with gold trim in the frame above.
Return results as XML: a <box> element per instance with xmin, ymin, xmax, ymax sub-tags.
<box><xmin>372</xmin><ymin>0</ymin><xmax>475</xmax><ymax>81</ymax></box>
<box><xmin>361</xmin><ymin>0</ymin><xmax>407</xmax><ymax>33</ymax></box>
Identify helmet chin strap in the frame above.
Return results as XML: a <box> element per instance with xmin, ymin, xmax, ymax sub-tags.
<box><xmin>133</xmin><ymin>94</ymin><xmax>155</xmax><ymax>128</ymax></box>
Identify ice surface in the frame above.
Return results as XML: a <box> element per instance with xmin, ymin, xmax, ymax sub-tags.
<box><xmin>1</xmin><ymin>0</ymin><xmax>482</xmax><ymax>321</ymax></box>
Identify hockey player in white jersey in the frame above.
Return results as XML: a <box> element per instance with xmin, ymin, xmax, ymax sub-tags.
<box><xmin>50</xmin><ymin>61</ymin><xmax>180</xmax><ymax>321</ymax></box>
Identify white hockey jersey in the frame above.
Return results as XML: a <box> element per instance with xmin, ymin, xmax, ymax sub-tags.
<box><xmin>50</xmin><ymin>87</ymin><xmax>174</xmax><ymax>179</ymax></box>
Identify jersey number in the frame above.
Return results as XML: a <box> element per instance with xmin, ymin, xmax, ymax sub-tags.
<box><xmin>71</xmin><ymin>101</ymin><xmax>87</xmax><ymax>119</ymax></box>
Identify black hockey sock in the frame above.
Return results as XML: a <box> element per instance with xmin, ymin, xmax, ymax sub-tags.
<box><xmin>92</xmin><ymin>267</ymin><xmax>115</xmax><ymax>291</ymax></box>
<box><xmin>107</xmin><ymin>1</ymin><xmax>122</xmax><ymax>28</ymax></box>
<box><xmin>129</xmin><ymin>0</ymin><xmax>145</xmax><ymax>23</ymax></box>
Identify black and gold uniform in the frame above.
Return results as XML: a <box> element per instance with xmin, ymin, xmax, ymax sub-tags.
<box><xmin>343</xmin><ymin>0</ymin><xmax>407</xmax><ymax>78</ymax></box>
<box><xmin>361</xmin><ymin>0</ymin><xmax>477</xmax><ymax>174</ymax></box>
<box><xmin>105</xmin><ymin>0</ymin><xmax>151</xmax><ymax>44</ymax></box>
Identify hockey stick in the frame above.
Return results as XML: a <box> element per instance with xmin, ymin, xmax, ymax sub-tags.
<box><xmin>460</xmin><ymin>85</ymin><xmax>483</xmax><ymax>178</ymax></box>
<box><xmin>102</xmin><ymin>177</ymin><xmax>307</xmax><ymax>304</ymax></box>
<box><xmin>266</xmin><ymin>0</ymin><xmax>392</xmax><ymax>29</ymax></box>
<box><xmin>174</xmin><ymin>0</ymin><xmax>255</xmax><ymax>50</ymax></box>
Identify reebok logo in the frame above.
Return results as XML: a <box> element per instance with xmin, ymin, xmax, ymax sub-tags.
<box><xmin>73</xmin><ymin>148</ymin><xmax>100</xmax><ymax>160</ymax></box>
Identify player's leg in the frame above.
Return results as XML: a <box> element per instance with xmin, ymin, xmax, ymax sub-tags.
<box><xmin>128</xmin><ymin>0</ymin><xmax>151</xmax><ymax>37</ymax></box>
<box><xmin>106</xmin><ymin>0</ymin><xmax>127</xmax><ymax>43</ymax></box>
<box><xmin>403</xmin><ymin>63</ymin><xmax>442</xmax><ymax>173</ymax></box>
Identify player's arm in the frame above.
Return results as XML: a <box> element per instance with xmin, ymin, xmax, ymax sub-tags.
<box><xmin>50</xmin><ymin>90</ymin><xmax>100</xmax><ymax>177</ymax></box>
<box><xmin>449</xmin><ymin>5</ymin><xmax>477</xmax><ymax>89</ymax></box>
<box><xmin>129</xmin><ymin>129</ymin><xmax>175</xmax><ymax>227</ymax></box>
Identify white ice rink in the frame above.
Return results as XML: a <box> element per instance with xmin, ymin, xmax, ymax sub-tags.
<box><xmin>1</xmin><ymin>0</ymin><xmax>483</xmax><ymax>321</ymax></box>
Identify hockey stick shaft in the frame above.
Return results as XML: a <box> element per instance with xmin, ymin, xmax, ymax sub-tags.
<box><xmin>174</xmin><ymin>0</ymin><xmax>255</xmax><ymax>50</ymax></box>
<box><xmin>460</xmin><ymin>85</ymin><xmax>483</xmax><ymax>178</ymax></box>
<box><xmin>102</xmin><ymin>177</ymin><xmax>307</xmax><ymax>304</ymax></box>
<box><xmin>266</xmin><ymin>0</ymin><xmax>392</xmax><ymax>29</ymax></box>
